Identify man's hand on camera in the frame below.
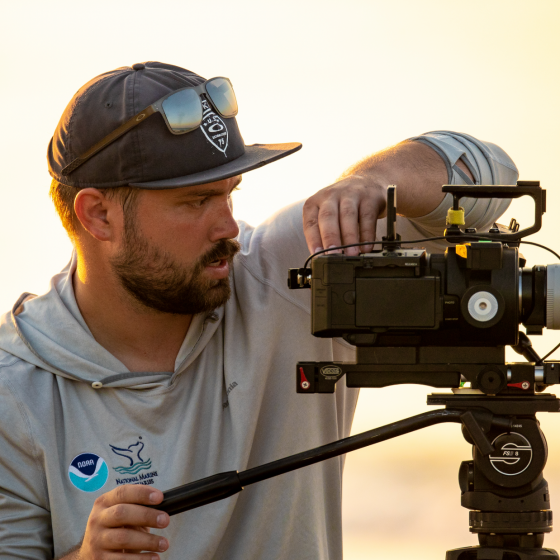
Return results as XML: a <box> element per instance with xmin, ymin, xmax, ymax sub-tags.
<box><xmin>303</xmin><ymin>175</ymin><xmax>387</xmax><ymax>256</ymax></box>
<box><xmin>302</xmin><ymin>140</ymin><xmax>474</xmax><ymax>257</ymax></box>
<box><xmin>62</xmin><ymin>485</ymin><xmax>170</xmax><ymax>559</ymax></box>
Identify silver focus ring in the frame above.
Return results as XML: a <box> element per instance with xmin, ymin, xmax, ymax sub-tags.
<box><xmin>547</xmin><ymin>265</ymin><xmax>560</xmax><ymax>329</ymax></box>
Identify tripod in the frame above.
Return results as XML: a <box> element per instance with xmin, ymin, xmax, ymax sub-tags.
<box><xmin>431</xmin><ymin>392</ymin><xmax>557</xmax><ymax>560</ymax></box>
<box><xmin>150</xmin><ymin>377</ymin><xmax>559</xmax><ymax>559</ymax></box>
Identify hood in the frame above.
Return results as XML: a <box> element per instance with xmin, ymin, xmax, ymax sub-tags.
<box><xmin>0</xmin><ymin>253</ymin><xmax>223</xmax><ymax>389</ymax></box>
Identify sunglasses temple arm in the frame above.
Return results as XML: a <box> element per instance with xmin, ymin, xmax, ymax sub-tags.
<box><xmin>61</xmin><ymin>105</ymin><xmax>157</xmax><ymax>176</ymax></box>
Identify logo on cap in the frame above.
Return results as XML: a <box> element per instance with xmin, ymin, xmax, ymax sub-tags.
<box><xmin>201</xmin><ymin>98</ymin><xmax>228</xmax><ymax>156</ymax></box>
<box><xmin>68</xmin><ymin>453</ymin><xmax>109</xmax><ymax>492</ymax></box>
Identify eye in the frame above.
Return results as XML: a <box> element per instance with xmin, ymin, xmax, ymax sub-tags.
<box><xmin>188</xmin><ymin>197</ymin><xmax>209</xmax><ymax>208</ymax></box>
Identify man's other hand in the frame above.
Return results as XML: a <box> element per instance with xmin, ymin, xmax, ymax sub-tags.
<box><xmin>62</xmin><ymin>485</ymin><xmax>170</xmax><ymax>559</ymax></box>
<box><xmin>303</xmin><ymin>175</ymin><xmax>386</xmax><ymax>256</ymax></box>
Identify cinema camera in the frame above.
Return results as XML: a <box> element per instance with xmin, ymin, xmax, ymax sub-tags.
<box><xmin>154</xmin><ymin>182</ymin><xmax>560</xmax><ymax>560</ymax></box>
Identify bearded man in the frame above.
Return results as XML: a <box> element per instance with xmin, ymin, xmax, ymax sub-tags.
<box><xmin>0</xmin><ymin>62</ymin><xmax>518</xmax><ymax>559</ymax></box>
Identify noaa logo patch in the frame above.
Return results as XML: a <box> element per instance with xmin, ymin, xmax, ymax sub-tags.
<box><xmin>201</xmin><ymin>98</ymin><xmax>228</xmax><ymax>155</ymax></box>
<box><xmin>68</xmin><ymin>453</ymin><xmax>109</xmax><ymax>493</ymax></box>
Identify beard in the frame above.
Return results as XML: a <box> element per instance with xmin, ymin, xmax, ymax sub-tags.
<box><xmin>110</xmin><ymin>223</ymin><xmax>240</xmax><ymax>316</ymax></box>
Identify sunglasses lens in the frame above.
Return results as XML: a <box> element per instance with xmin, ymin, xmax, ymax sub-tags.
<box><xmin>162</xmin><ymin>89</ymin><xmax>202</xmax><ymax>132</ymax></box>
<box><xmin>205</xmin><ymin>78</ymin><xmax>238</xmax><ymax>117</ymax></box>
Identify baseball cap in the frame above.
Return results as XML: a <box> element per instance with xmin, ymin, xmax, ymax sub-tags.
<box><xmin>47</xmin><ymin>61</ymin><xmax>302</xmax><ymax>189</ymax></box>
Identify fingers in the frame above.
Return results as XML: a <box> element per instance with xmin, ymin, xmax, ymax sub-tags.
<box><xmin>303</xmin><ymin>178</ymin><xmax>384</xmax><ymax>257</ymax></box>
<box><xmin>79</xmin><ymin>485</ymin><xmax>170</xmax><ymax>559</ymax></box>
<box><xmin>317</xmin><ymin>199</ymin><xmax>344</xmax><ymax>254</ymax></box>
<box><xmin>338</xmin><ymin>196</ymin><xmax>366</xmax><ymax>256</ymax></box>
<box><xmin>303</xmin><ymin>189</ymin><xmax>350</xmax><ymax>255</ymax></box>
<box><xmin>357</xmin><ymin>197</ymin><xmax>379</xmax><ymax>254</ymax></box>
<box><xmin>302</xmin><ymin>197</ymin><xmax>324</xmax><ymax>255</ymax></box>
<box><xmin>98</xmin><ymin>526</ymin><xmax>168</xmax><ymax>553</ymax></box>
<box><xmin>99</xmin><ymin>485</ymin><xmax>164</xmax><ymax>509</ymax></box>
<box><xmin>102</xmin><ymin>503</ymin><xmax>169</xmax><ymax>530</ymax></box>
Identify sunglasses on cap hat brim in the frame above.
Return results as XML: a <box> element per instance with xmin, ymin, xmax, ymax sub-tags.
<box><xmin>62</xmin><ymin>77</ymin><xmax>237</xmax><ymax>176</ymax></box>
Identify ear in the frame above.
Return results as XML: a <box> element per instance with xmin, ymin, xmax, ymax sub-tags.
<box><xmin>74</xmin><ymin>188</ymin><xmax>123</xmax><ymax>242</ymax></box>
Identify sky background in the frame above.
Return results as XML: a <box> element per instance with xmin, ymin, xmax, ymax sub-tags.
<box><xmin>1</xmin><ymin>1</ymin><xmax>560</xmax><ymax>558</ymax></box>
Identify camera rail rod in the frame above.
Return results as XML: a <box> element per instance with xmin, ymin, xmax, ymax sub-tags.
<box><xmin>152</xmin><ymin>407</ymin><xmax>511</xmax><ymax>517</ymax></box>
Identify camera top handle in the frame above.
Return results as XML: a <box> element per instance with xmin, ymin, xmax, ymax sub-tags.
<box><xmin>444</xmin><ymin>181</ymin><xmax>545</xmax><ymax>242</ymax></box>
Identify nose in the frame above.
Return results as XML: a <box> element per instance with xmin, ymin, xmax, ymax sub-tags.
<box><xmin>210</xmin><ymin>198</ymin><xmax>239</xmax><ymax>242</ymax></box>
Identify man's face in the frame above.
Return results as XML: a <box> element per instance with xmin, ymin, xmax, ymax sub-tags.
<box><xmin>110</xmin><ymin>176</ymin><xmax>241</xmax><ymax>315</ymax></box>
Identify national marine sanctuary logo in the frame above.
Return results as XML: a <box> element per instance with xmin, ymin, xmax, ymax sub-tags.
<box><xmin>110</xmin><ymin>438</ymin><xmax>159</xmax><ymax>486</ymax></box>
<box><xmin>110</xmin><ymin>440</ymin><xmax>151</xmax><ymax>474</ymax></box>
<box><xmin>201</xmin><ymin>98</ymin><xmax>228</xmax><ymax>155</ymax></box>
<box><xmin>68</xmin><ymin>453</ymin><xmax>109</xmax><ymax>493</ymax></box>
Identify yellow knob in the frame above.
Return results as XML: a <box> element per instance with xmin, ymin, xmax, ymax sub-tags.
<box><xmin>447</xmin><ymin>207</ymin><xmax>465</xmax><ymax>226</ymax></box>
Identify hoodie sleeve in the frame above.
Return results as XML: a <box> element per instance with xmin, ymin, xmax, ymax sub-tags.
<box><xmin>405</xmin><ymin>130</ymin><xmax>519</xmax><ymax>238</ymax></box>
<box><xmin>0</xmin><ymin>369</ymin><xmax>53</xmax><ymax>558</ymax></box>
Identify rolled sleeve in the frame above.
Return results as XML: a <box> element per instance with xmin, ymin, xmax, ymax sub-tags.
<box><xmin>402</xmin><ymin>130</ymin><xmax>519</xmax><ymax>249</ymax></box>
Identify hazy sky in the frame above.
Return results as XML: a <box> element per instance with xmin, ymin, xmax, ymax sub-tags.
<box><xmin>1</xmin><ymin>1</ymin><xmax>560</xmax><ymax>558</ymax></box>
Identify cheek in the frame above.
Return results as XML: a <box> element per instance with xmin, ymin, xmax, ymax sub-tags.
<box><xmin>139</xmin><ymin>211</ymin><xmax>211</xmax><ymax>260</ymax></box>
<box><xmin>160</xmin><ymin>224</ymin><xmax>205</xmax><ymax>256</ymax></box>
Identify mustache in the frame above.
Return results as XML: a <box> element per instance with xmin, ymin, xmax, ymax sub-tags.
<box><xmin>199</xmin><ymin>239</ymin><xmax>241</xmax><ymax>267</ymax></box>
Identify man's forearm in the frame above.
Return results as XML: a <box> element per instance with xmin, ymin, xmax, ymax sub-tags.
<box><xmin>302</xmin><ymin>137</ymin><xmax>476</xmax><ymax>254</ymax></box>
<box><xmin>340</xmin><ymin>140</ymin><xmax>473</xmax><ymax>218</ymax></box>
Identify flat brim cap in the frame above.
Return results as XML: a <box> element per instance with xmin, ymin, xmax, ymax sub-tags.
<box><xmin>129</xmin><ymin>142</ymin><xmax>301</xmax><ymax>188</ymax></box>
<box><xmin>48</xmin><ymin>61</ymin><xmax>301</xmax><ymax>189</ymax></box>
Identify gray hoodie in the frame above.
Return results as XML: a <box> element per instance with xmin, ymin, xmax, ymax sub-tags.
<box><xmin>0</xmin><ymin>131</ymin><xmax>518</xmax><ymax>559</ymax></box>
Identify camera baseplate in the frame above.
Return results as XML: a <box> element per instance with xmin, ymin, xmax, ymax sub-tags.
<box><xmin>296</xmin><ymin>344</ymin><xmax>560</xmax><ymax>395</ymax></box>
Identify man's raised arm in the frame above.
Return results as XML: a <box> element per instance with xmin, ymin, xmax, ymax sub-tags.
<box><xmin>303</xmin><ymin>130</ymin><xmax>518</xmax><ymax>256</ymax></box>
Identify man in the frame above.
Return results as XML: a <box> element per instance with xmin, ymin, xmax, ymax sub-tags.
<box><xmin>0</xmin><ymin>61</ymin><xmax>518</xmax><ymax>559</ymax></box>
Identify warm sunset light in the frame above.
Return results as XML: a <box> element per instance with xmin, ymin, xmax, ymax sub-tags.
<box><xmin>1</xmin><ymin>1</ymin><xmax>559</xmax><ymax>559</ymax></box>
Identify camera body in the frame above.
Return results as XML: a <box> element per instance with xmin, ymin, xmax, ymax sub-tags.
<box><xmin>309</xmin><ymin>244</ymin><xmax>524</xmax><ymax>348</ymax></box>
<box><xmin>288</xmin><ymin>182</ymin><xmax>559</xmax><ymax>394</ymax></box>
<box><xmin>299</xmin><ymin>181</ymin><xmax>550</xmax><ymax>349</ymax></box>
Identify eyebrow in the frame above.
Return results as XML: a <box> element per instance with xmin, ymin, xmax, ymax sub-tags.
<box><xmin>180</xmin><ymin>176</ymin><xmax>243</xmax><ymax>198</ymax></box>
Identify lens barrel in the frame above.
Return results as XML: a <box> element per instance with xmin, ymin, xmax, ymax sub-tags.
<box><xmin>547</xmin><ymin>265</ymin><xmax>560</xmax><ymax>329</ymax></box>
<box><xmin>520</xmin><ymin>264</ymin><xmax>560</xmax><ymax>332</ymax></box>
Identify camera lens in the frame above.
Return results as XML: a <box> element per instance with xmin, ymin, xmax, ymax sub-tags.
<box><xmin>546</xmin><ymin>265</ymin><xmax>560</xmax><ymax>329</ymax></box>
<box><xmin>520</xmin><ymin>264</ymin><xmax>560</xmax><ymax>331</ymax></box>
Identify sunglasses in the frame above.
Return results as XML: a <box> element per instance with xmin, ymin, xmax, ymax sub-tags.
<box><xmin>62</xmin><ymin>77</ymin><xmax>238</xmax><ymax>176</ymax></box>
